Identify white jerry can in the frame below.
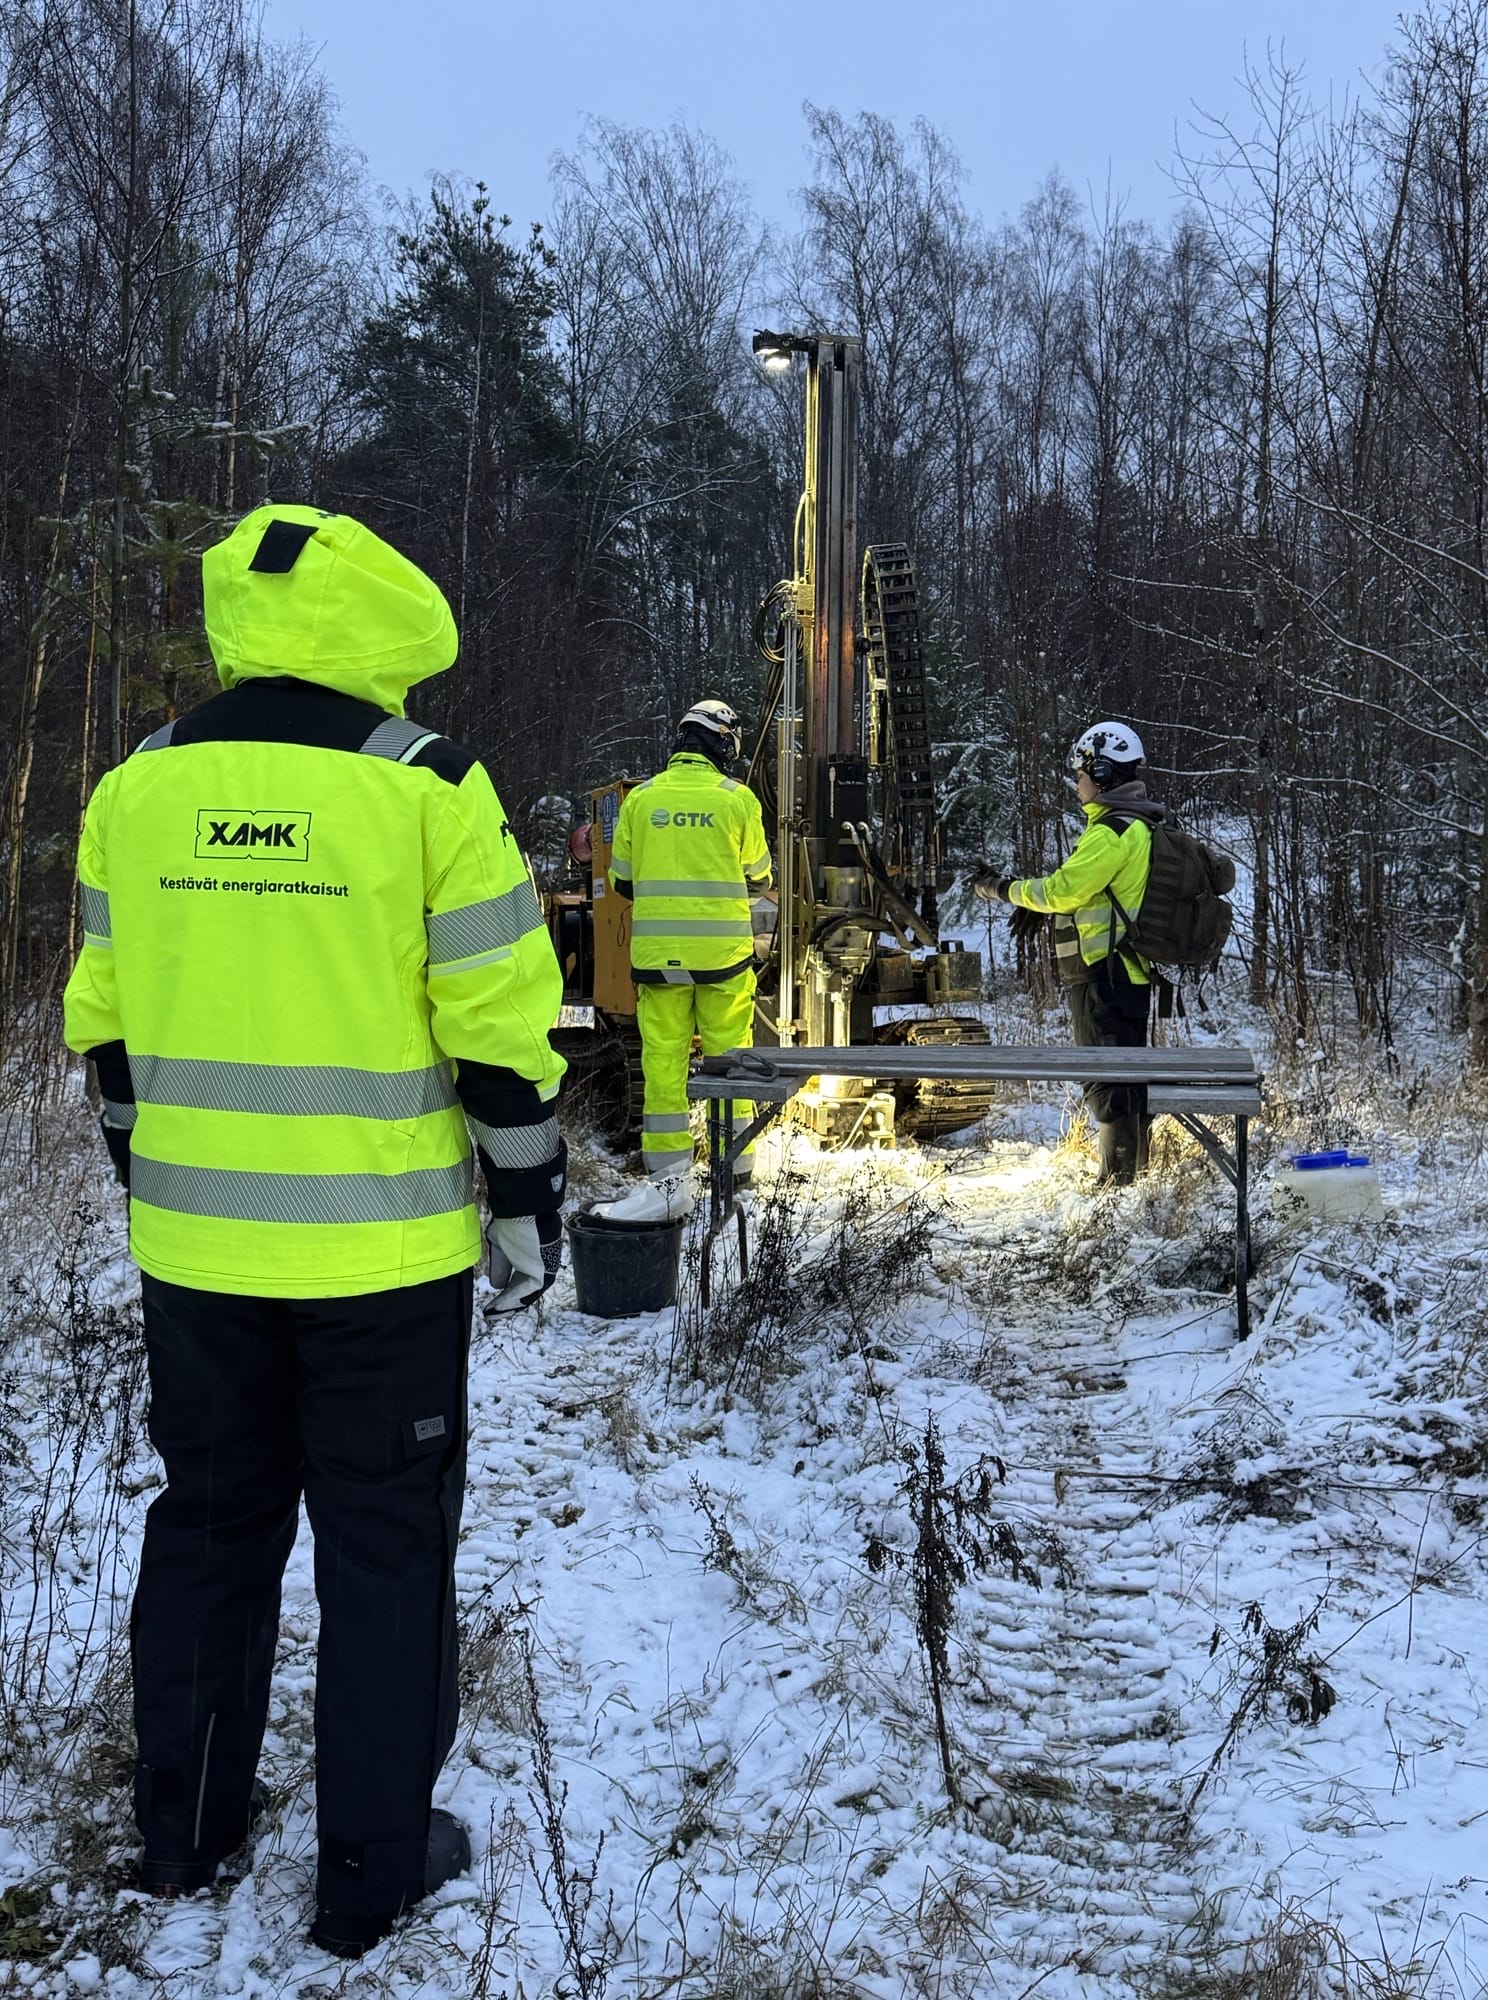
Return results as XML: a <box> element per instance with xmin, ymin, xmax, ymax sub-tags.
<box><xmin>1271</xmin><ymin>1151</ymin><xmax>1384</xmax><ymax>1223</ymax></box>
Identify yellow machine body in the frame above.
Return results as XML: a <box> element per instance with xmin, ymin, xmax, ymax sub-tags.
<box><xmin>543</xmin><ymin>778</ymin><xmax>638</xmax><ymax>1020</ymax></box>
<box><xmin>587</xmin><ymin>779</ymin><xmax>637</xmax><ymax>1016</ymax></box>
<box><xmin>540</xmin><ymin>778</ymin><xmax>646</xmax><ymax>1142</ymax></box>
<box><xmin>746</xmin><ymin>331</ymin><xmax>990</xmax><ymax>1142</ymax></box>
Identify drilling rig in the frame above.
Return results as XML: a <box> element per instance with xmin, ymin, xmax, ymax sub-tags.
<box><xmin>746</xmin><ymin>329</ymin><xmax>991</xmax><ymax>1142</ymax></box>
<box><xmin>546</xmin><ymin>330</ymin><xmax>992</xmax><ymax>1146</ymax></box>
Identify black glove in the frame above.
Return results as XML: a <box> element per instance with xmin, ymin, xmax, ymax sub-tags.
<box><xmin>1008</xmin><ymin>903</ymin><xmax>1046</xmax><ymax>945</ymax></box>
<box><xmin>972</xmin><ymin>866</ymin><xmax>1015</xmax><ymax>903</ymax></box>
<box><xmin>486</xmin><ymin>1210</ymin><xmax>563</xmax><ymax>1312</ymax></box>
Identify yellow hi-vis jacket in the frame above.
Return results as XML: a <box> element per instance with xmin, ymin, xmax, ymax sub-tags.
<box><xmin>1009</xmin><ymin>796</ymin><xmax>1155</xmax><ymax>985</ymax></box>
<box><xmin>610</xmin><ymin>753</ymin><xmax>772</xmax><ymax>982</ymax></box>
<box><xmin>63</xmin><ymin>505</ymin><xmax>566</xmax><ymax>1299</ymax></box>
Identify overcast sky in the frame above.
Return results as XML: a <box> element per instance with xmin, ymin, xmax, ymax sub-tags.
<box><xmin>261</xmin><ymin>0</ymin><xmax>1410</xmax><ymax>239</ymax></box>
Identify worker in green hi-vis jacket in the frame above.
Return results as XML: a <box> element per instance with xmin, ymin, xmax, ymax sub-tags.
<box><xmin>597</xmin><ymin>698</ymin><xmax>773</xmax><ymax>1223</ymax></box>
<box><xmin>977</xmin><ymin>721</ymin><xmax>1163</xmax><ymax>1187</ymax></box>
<box><xmin>63</xmin><ymin>506</ymin><xmax>566</xmax><ymax>1957</ymax></box>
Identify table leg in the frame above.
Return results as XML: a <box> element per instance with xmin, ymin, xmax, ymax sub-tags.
<box><xmin>1235</xmin><ymin>1115</ymin><xmax>1251</xmax><ymax>1341</ymax></box>
<box><xmin>702</xmin><ymin>1098</ymin><xmax>721</xmax><ymax>1310</ymax></box>
<box><xmin>707</xmin><ymin>1097</ymin><xmax>724</xmax><ymax>1235</ymax></box>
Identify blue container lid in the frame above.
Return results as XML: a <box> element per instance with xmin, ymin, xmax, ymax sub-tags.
<box><xmin>1292</xmin><ymin>1150</ymin><xmax>1350</xmax><ymax>1169</ymax></box>
<box><xmin>1347</xmin><ymin>1154</ymin><xmax>1371</xmax><ymax>1167</ymax></box>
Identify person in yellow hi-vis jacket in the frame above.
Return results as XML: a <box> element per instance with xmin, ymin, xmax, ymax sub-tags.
<box><xmin>62</xmin><ymin>507</ymin><xmax>566</xmax><ymax>1957</ymax></box>
<box><xmin>975</xmin><ymin>721</ymin><xmax>1160</xmax><ymax>1187</ymax></box>
<box><xmin>596</xmin><ymin>699</ymin><xmax>772</xmax><ymax>1223</ymax></box>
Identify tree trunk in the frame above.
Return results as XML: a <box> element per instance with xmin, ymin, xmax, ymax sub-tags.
<box><xmin>108</xmin><ymin>0</ymin><xmax>140</xmax><ymax>770</ymax></box>
<box><xmin>0</xmin><ymin>628</ymin><xmax>50</xmax><ymax>1017</ymax></box>
<box><xmin>1</xmin><ymin>384</ymin><xmax>85</xmax><ymax>1012</ymax></box>
<box><xmin>1249</xmin><ymin>791</ymin><xmax>1273</xmax><ymax>1009</ymax></box>
<box><xmin>1471</xmin><ymin>775</ymin><xmax>1488</xmax><ymax>1069</ymax></box>
<box><xmin>69</xmin><ymin>545</ymin><xmax>103</xmax><ymax>970</ymax></box>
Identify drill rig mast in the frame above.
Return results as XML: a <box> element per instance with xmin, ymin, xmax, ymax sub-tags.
<box><xmin>748</xmin><ymin>331</ymin><xmax>987</xmax><ymax>1141</ymax></box>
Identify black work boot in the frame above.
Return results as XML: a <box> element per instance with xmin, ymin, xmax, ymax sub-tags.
<box><xmin>1095</xmin><ymin>1118</ymin><xmax>1141</xmax><ymax>1188</ymax></box>
<box><xmin>137</xmin><ymin>1783</ymin><xmax>267</xmax><ymax>1897</ymax></box>
<box><xmin>311</xmin><ymin>1809</ymin><xmax>472</xmax><ymax>1958</ymax></box>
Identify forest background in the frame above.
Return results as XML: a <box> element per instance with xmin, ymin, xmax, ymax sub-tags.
<box><xmin>5</xmin><ymin>0</ymin><xmax>1488</xmax><ymax>1063</ymax></box>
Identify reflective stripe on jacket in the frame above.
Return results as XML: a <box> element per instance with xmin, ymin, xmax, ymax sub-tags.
<box><xmin>63</xmin><ymin>679</ymin><xmax>566</xmax><ymax>1299</ymax></box>
<box><xmin>1009</xmin><ymin>800</ymin><xmax>1154</xmax><ymax>985</ymax></box>
<box><xmin>610</xmin><ymin>753</ymin><xmax>772</xmax><ymax>984</ymax></box>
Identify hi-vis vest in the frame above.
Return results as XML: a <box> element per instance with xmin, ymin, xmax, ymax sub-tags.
<box><xmin>1009</xmin><ymin>800</ymin><xmax>1154</xmax><ymax>985</ymax></box>
<box><xmin>611</xmin><ymin>753</ymin><xmax>772</xmax><ymax>983</ymax></box>
<box><xmin>63</xmin><ymin>505</ymin><xmax>565</xmax><ymax>1299</ymax></box>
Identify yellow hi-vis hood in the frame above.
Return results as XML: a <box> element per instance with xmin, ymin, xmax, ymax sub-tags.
<box><xmin>202</xmin><ymin>506</ymin><xmax>458</xmax><ymax>716</ymax></box>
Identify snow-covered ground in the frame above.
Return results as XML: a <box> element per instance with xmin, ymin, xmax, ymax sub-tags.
<box><xmin>4</xmin><ymin>1001</ymin><xmax>1488</xmax><ymax>1998</ymax></box>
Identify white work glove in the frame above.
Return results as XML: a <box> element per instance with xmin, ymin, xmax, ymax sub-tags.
<box><xmin>751</xmin><ymin>893</ymin><xmax>777</xmax><ymax>959</ymax></box>
<box><xmin>485</xmin><ymin>1211</ymin><xmax>563</xmax><ymax>1313</ymax></box>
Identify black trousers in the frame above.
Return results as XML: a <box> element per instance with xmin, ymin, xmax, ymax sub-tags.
<box><xmin>133</xmin><ymin>1268</ymin><xmax>472</xmax><ymax>1919</ymax></box>
<box><xmin>1067</xmin><ymin>955</ymin><xmax>1152</xmax><ymax>1180</ymax></box>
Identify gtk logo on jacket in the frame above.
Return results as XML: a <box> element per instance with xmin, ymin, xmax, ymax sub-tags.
<box><xmin>649</xmin><ymin>808</ymin><xmax>715</xmax><ymax>828</ymax></box>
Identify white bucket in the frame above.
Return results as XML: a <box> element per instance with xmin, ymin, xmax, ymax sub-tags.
<box><xmin>1271</xmin><ymin>1163</ymin><xmax>1384</xmax><ymax>1223</ymax></box>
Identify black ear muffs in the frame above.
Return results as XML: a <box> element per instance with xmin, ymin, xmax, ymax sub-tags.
<box><xmin>1089</xmin><ymin>755</ymin><xmax>1116</xmax><ymax>788</ymax></box>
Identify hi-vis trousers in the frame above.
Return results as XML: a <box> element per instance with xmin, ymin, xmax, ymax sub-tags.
<box><xmin>635</xmin><ymin>969</ymin><xmax>756</xmax><ymax>1180</ymax></box>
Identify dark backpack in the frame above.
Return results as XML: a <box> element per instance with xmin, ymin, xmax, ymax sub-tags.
<box><xmin>1104</xmin><ymin>816</ymin><xmax>1236</xmax><ymax>969</ymax></box>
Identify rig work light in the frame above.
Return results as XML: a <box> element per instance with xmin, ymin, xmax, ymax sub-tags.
<box><xmin>751</xmin><ymin>329</ymin><xmax>799</xmax><ymax>374</ymax></box>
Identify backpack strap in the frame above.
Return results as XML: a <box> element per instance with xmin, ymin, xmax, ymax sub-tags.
<box><xmin>1104</xmin><ymin>880</ymin><xmax>1138</xmax><ymax>926</ymax></box>
<box><xmin>1096</xmin><ymin>811</ymin><xmax>1144</xmax><ymax>962</ymax></box>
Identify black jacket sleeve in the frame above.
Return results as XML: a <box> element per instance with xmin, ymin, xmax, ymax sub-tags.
<box><xmin>453</xmin><ymin>1058</ymin><xmax>567</xmax><ymax>1219</ymax></box>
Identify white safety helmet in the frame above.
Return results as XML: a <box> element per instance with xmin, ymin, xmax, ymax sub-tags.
<box><xmin>1067</xmin><ymin>721</ymin><xmax>1145</xmax><ymax>786</ymax></box>
<box><xmin>676</xmin><ymin>697</ymin><xmax>743</xmax><ymax>768</ymax></box>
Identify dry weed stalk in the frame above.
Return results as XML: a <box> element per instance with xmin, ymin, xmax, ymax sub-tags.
<box><xmin>674</xmin><ymin>1167</ymin><xmax>939</xmax><ymax>1399</ymax></box>
<box><xmin>523</xmin><ymin>1628</ymin><xmax>618</xmax><ymax>1999</ymax></box>
<box><xmin>1185</xmin><ymin>1596</ymin><xmax>1338</xmax><ymax>1823</ymax></box>
<box><xmin>689</xmin><ymin>1479</ymin><xmax>807</xmax><ymax>1627</ymax></box>
<box><xmin>867</xmin><ymin>1414</ymin><xmax>1040</xmax><ymax>1809</ymax></box>
<box><xmin>2</xmin><ymin>1204</ymin><xmax>145</xmax><ymax>1795</ymax></box>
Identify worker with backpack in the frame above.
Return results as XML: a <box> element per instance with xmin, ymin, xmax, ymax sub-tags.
<box><xmin>975</xmin><ymin>722</ymin><xmax>1233</xmax><ymax>1187</ymax></box>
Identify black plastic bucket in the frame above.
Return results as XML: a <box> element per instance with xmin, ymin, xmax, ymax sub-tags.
<box><xmin>566</xmin><ymin>1209</ymin><xmax>686</xmax><ymax>1317</ymax></box>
